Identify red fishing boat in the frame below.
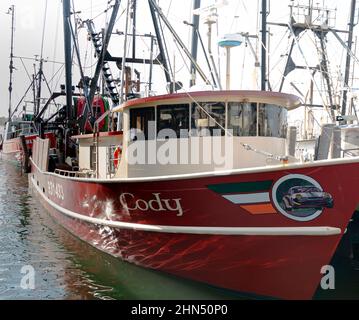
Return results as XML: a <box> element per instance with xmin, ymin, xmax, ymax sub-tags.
<box><xmin>29</xmin><ymin>89</ymin><xmax>359</xmax><ymax>299</ymax></box>
<box><xmin>27</xmin><ymin>0</ymin><xmax>359</xmax><ymax>300</ymax></box>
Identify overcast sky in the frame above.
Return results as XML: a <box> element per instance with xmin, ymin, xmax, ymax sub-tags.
<box><xmin>0</xmin><ymin>0</ymin><xmax>356</xmax><ymax>128</ymax></box>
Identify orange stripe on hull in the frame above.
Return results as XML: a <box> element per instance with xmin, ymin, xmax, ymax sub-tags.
<box><xmin>241</xmin><ymin>203</ymin><xmax>277</xmax><ymax>215</ymax></box>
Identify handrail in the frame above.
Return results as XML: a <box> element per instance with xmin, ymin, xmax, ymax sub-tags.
<box><xmin>54</xmin><ymin>168</ymin><xmax>95</xmax><ymax>178</ymax></box>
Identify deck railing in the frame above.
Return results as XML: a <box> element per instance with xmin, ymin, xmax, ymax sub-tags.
<box><xmin>54</xmin><ymin>169</ymin><xmax>95</xmax><ymax>178</ymax></box>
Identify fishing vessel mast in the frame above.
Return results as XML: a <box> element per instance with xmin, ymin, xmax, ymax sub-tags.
<box><xmin>341</xmin><ymin>0</ymin><xmax>357</xmax><ymax>117</ymax></box>
<box><xmin>261</xmin><ymin>0</ymin><xmax>268</xmax><ymax>91</ymax></box>
<box><xmin>7</xmin><ymin>5</ymin><xmax>15</xmax><ymax>122</ymax></box>
<box><xmin>268</xmin><ymin>0</ymin><xmax>359</xmax><ymax>125</ymax></box>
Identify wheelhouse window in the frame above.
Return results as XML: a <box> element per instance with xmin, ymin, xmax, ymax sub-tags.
<box><xmin>130</xmin><ymin>107</ymin><xmax>155</xmax><ymax>140</ymax></box>
<box><xmin>258</xmin><ymin>104</ymin><xmax>287</xmax><ymax>138</ymax></box>
<box><xmin>227</xmin><ymin>102</ymin><xmax>257</xmax><ymax>136</ymax></box>
<box><xmin>191</xmin><ymin>102</ymin><xmax>225</xmax><ymax>136</ymax></box>
<box><xmin>157</xmin><ymin>104</ymin><xmax>190</xmax><ymax>138</ymax></box>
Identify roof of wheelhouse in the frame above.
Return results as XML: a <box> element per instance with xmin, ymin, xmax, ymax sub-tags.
<box><xmin>112</xmin><ymin>90</ymin><xmax>302</xmax><ymax>112</ymax></box>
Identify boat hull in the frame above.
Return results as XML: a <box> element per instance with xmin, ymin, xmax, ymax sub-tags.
<box><xmin>29</xmin><ymin>159</ymin><xmax>359</xmax><ymax>299</ymax></box>
<box><xmin>1</xmin><ymin>133</ymin><xmax>56</xmax><ymax>165</ymax></box>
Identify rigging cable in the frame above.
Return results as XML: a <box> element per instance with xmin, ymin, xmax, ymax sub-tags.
<box><xmin>50</xmin><ymin>0</ymin><xmax>61</xmax><ymax>93</ymax></box>
<box><xmin>128</xmin><ymin>19</ymin><xmax>291</xmax><ymax>162</ymax></box>
<box><xmin>40</xmin><ymin>0</ymin><xmax>48</xmax><ymax>61</ymax></box>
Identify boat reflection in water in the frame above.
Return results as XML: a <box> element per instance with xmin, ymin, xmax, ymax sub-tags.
<box><xmin>0</xmin><ymin>161</ymin><xmax>243</xmax><ymax>300</ymax></box>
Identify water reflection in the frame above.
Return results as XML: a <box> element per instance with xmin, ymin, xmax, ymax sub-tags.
<box><xmin>0</xmin><ymin>161</ymin><xmax>241</xmax><ymax>300</ymax></box>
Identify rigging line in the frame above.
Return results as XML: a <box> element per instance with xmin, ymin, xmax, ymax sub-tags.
<box><xmin>287</xmin><ymin>22</ymin><xmax>334</xmax><ymax>121</ymax></box>
<box><xmin>40</xmin><ymin>0</ymin><xmax>48</xmax><ymax>60</ymax></box>
<box><xmin>91</xmin><ymin>0</ymin><xmax>93</xmax><ymax>76</ymax></box>
<box><xmin>173</xmin><ymin>38</ymin><xmax>191</xmax><ymax>75</ymax></box>
<box><xmin>50</xmin><ymin>0</ymin><xmax>61</xmax><ymax>93</ymax></box>
<box><xmin>42</xmin><ymin>73</ymin><xmax>58</xmax><ymax>106</ymax></box>
<box><xmin>268</xmin><ymin>29</ymin><xmax>289</xmax><ymax>63</ymax></box>
<box><xmin>303</xmin><ymin>22</ymin><xmax>339</xmax><ymax>107</ymax></box>
<box><xmin>166</xmin><ymin>0</ymin><xmax>173</xmax><ymax>18</ymax></box>
<box><xmin>230</xmin><ymin>1</ymin><xmax>241</xmax><ymax>32</ymax></box>
<box><xmin>270</xmin><ymin>30</ymin><xmax>310</xmax><ymax>90</ymax></box>
<box><xmin>240</xmin><ymin>40</ymin><xmax>247</xmax><ymax>89</ymax></box>
<box><xmin>158</xmin><ymin>13</ymin><xmax>174</xmax><ymax>82</ymax></box>
<box><xmin>91</xmin><ymin>2</ymin><xmax>115</xmax><ymax>21</ymax></box>
<box><xmin>119</xmin><ymin>0</ymin><xmax>131</xmax><ymax>104</ymax></box>
<box><xmin>13</xmin><ymin>56</ymin><xmax>64</xmax><ymax>65</ymax></box>
<box><xmin>19</xmin><ymin>57</ymin><xmax>32</xmax><ymax>82</ymax></box>
<box><xmin>52</xmin><ymin>64</ymin><xmax>66</xmax><ymax>94</ymax></box>
<box><xmin>47</xmin><ymin>64</ymin><xmax>65</xmax><ymax>86</ymax></box>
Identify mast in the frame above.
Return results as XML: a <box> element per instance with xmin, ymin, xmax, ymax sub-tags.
<box><xmin>132</xmin><ymin>0</ymin><xmax>137</xmax><ymax>59</ymax></box>
<box><xmin>190</xmin><ymin>0</ymin><xmax>201</xmax><ymax>87</ymax></box>
<box><xmin>260</xmin><ymin>0</ymin><xmax>268</xmax><ymax>91</ymax></box>
<box><xmin>62</xmin><ymin>0</ymin><xmax>73</xmax><ymax>122</ymax></box>
<box><xmin>148</xmin><ymin>0</ymin><xmax>173</xmax><ymax>88</ymax></box>
<box><xmin>36</xmin><ymin>59</ymin><xmax>44</xmax><ymax>116</ymax></box>
<box><xmin>341</xmin><ymin>0</ymin><xmax>357</xmax><ymax>116</ymax></box>
<box><xmin>148</xmin><ymin>0</ymin><xmax>210</xmax><ymax>85</ymax></box>
<box><xmin>7</xmin><ymin>5</ymin><xmax>15</xmax><ymax>121</ymax></box>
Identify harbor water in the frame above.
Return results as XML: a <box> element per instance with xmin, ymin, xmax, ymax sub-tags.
<box><xmin>0</xmin><ymin>159</ymin><xmax>359</xmax><ymax>300</ymax></box>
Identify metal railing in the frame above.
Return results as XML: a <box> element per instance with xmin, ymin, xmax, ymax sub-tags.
<box><xmin>54</xmin><ymin>168</ymin><xmax>95</xmax><ymax>178</ymax></box>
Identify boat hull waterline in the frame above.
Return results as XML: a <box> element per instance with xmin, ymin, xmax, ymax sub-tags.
<box><xmin>29</xmin><ymin>159</ymin><xmax>359</xmax><ymax>299</ymax></box>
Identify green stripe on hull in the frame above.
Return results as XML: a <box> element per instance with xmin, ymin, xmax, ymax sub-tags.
<box><xmin>208</xmin><ymin>180</ymin><xmax>273</xmax><ymax>194</ymax></box>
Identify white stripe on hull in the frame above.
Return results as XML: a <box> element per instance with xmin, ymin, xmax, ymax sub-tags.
<box><xmin>223</xmin><ymin>192</ymin><xmax>270</xmax><ymax>204</ymax></box>
<box><xmin>30</xmin><ymin>176</ymin><xmax>341</xmax><ymax>236</ymax></box>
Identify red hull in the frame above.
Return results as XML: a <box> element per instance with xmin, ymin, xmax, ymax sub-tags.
<box><xmin>29</xmin><ymin>159</ymin><xmax>359</xmax><ymax>299</ymax></box>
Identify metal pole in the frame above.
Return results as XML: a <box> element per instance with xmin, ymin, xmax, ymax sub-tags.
<box><xmin>226</xmin><ymin>47</ymin><xmax>231</xmax><ymax>90</ymax></box>
<box><xmin>190</xmin><ymin>0</ymin><xmax>201</xmax><ymax>87</ymax></box>
<box><xmin>36</xmin><ymin>59</ymin><xmax>43</xmax><ymax>116</ymax></box>
<box><xmin>8</xmin><ymin>5</ymin><xmax>15</xmax><ymax>121</ymax></box>
<box><xmin>261</xmin><ymin>0</ymin><xmax>267</xmax><ymax>91</ymax></box>
<box><xmin>84</xmin><ymin>0</ymin><xmax>121</xmax><ymax>132</ymax></box>
<box><xmin>148</xmin><ymin>0</ymin><xmax>211</xmax><ymax>85</ymax></box>
<box><xmin>148</xmin><ymin>0</ymin><xmax>172</xmax><ymax>86</ymax></box>
<box><xmin>206</xmin><ymin>21</ymin><xmax>221</xmax><ymax>89</ymax></box>
<box><xmin>132</xmin><ymin>0</ymin><xmax>137</xmax><ymax>59</ymax></box>
<box><xmin>120</xmin><ymin>0</ymin><xmax>132</xmax><ymax>104</ymax></box>
<box><xmin>148</xmin><ymin>34</ymin><xmax>154</xmax><ymax>92</ymax></box>
<box><xmin>62</xmin><ymin>0</ymin><xmax>73</xmax><ymax>121</ymax></box>
<box><xmin>342</xmin><ymin>0</ymin><xmax>356</xmax><ymax>116</ymax></box>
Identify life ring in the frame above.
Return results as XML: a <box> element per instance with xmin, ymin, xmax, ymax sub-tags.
<box><xmin>113</xmin><ymin>146</ymin><xmax>122</xmax><ymax>169</ymax></box>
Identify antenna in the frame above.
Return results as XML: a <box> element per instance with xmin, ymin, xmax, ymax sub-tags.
<box><xmin>192</xmin><ymin>0</ymin><xmax>228</xmax><ymax>16</ymax></box>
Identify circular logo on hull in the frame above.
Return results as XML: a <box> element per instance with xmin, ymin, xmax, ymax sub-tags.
<box><xmin>271</xmin><ymin>174</ymin><xmax>334</xmax><ymax>221</ymax></box>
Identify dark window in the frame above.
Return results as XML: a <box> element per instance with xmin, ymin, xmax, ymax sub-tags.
<box><xmin>227</xmin><ymin>102</ymin><xmax>257</xmax><ymax>136</ymax></box>
<box><xmin>157</xmin><ymin>104</ymin><xmax>190</xmax><ymax>138</ymax></box>
<box><xmin>130</xmin><ymin>107</ymin><xmax>155</xmax><ymax>140</ymax></box>
<box><xmin>191</xmin><ymin>102</ymin><xmax>225</xmax><ymax>136</ymax></box>
<box><xmin>90</xmin><ymin>146</ymin><xmax>96</xmax><ymax>171</ymax></box>
<box><xmin>258</xmin><ymin>104</ymin><xmax>287</xmax><ymax>138</ymax></box>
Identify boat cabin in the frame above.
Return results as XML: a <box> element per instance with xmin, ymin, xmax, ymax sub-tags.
<box><xmin>74</xmin><ymin>91</ymin><xmax>301</xmax><ymax>179</ymax></box>
<box><xmin>4</xmin><ymin>120</ymin><xmax>35</xmax><ymax>141</ymax></box>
